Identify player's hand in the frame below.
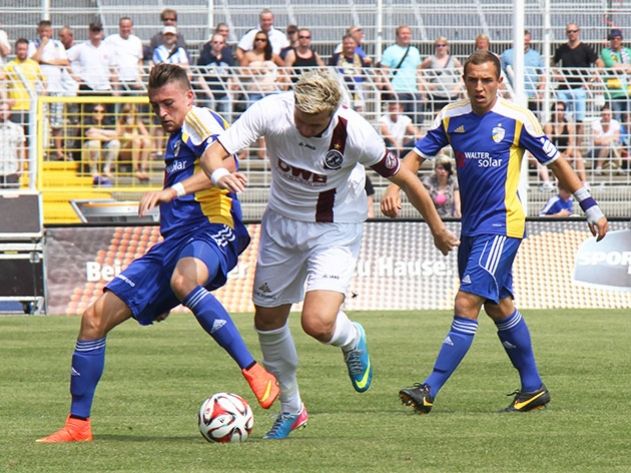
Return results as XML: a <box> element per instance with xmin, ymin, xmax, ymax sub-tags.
<box><xmin>380</xmin><ymin>189</ymin><xmax>402</xmax><ymax>218</ymax></box>
<box><xmin>138</xmin><ymin>188</ymin><xmax>176</xmax><ymax>216</ymax></box>
<box><xmin>589</xmin><ymin>216</ymin><xmax>608</xmax><ymax>242</ymax></box>
<box><xmin>215</xmin><ymin>171</ymin><xmax>248</xmax><ymax>193</ymax></box>
<box><xmin>432</xmin><ymin>227</ymin><xmax>460</xmax><ymax>256</ymax></box>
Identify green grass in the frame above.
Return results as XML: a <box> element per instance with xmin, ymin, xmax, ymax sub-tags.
<box><xmin>1</xmin><ymin>310</ymin><xmax>631</xmax><ymax>473</ymax></box>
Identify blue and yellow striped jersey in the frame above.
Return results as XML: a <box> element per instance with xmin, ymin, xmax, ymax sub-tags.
<box><xmin>159</xmin><ymin>106</ymin><xmax>244</xmax><ymax>238</ymax></box>
<box><xmin>415</xmin><ymin>98</ymin><xmax>559</xmax><ymax>238</ymax></box>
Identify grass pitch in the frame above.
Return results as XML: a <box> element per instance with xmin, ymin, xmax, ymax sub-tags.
<box><xmin>1</xmin><ymin>309</ymin><xmax>630</xmax><ymax>473</ymax></box>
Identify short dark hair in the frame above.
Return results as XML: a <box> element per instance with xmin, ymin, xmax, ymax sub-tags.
<box><xmin>463</xmin><ymin>50</ymin><xmax>501</xmax><ymax>79</ymax></box>
<box><xmin>89</xmin><ymin>20</ymin><xmax>103</xmax><ymax>31</ymax></box>
<box><xmin>38</xmin><ymin>20</ymin><xmax>52</xmax><ymax>29</ymax></box>
<box><xmin>148</xmin><ymin>63</ymin><xmax>191</xmax><ymax>92</ymax></box>
<box><xmin>15</xmin><ymin>38</ymin><xmax>29</xmax><ymax>47</ymax></box>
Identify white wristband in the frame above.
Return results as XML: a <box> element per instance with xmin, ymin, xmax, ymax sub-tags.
<box><xmin>211</xmin><ymin>167</ymin><xmax>230</xmax><ymax>186</ymax></box>
<box><xmin>171</xmin><ymin>182</ymin><xmax>186</xmax><ymax>197</ymax></box>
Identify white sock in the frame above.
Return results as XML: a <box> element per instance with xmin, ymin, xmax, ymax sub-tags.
<box><xmin>327</xmin><ymin>310</ymin><xmax>359</xmax><ymax>352</ymax></box>
<box><xmin>256</xmin><ymin>323</ymin><xmax>302</xmax><ymax>414</ymax></box>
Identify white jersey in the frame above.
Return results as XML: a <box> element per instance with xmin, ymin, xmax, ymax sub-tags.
<box><xmin>103</xmin><ymin>33</ymin><xmax>143</xmax><ymax>82</ymax></box>
<box><xmin>219</xmin><ymin>92</ymin><xmax>399</xmax><ymax>222</ymax></box>
<box><xmin>28</xmin><ymin>38</ymin><xmax>67</xmax><ymax>93</ymax></box>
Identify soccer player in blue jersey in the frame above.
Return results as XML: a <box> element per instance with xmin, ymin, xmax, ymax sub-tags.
<box><xmin>382</xmin><ymin>50</ymin><xmax>608</xmax><ymax>413</ymax></box>
<box><xmin>37</xmin><ymin>64</ymin><xmax>279</xmax><ymax>443</ymax></box>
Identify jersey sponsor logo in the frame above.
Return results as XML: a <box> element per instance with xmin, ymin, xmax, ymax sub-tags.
<box><xmin>461</xmin><ymin>151</ymin><xmax>502</xmax><ymax>168</ymax></box>
<box><xmin>165</xmin><ymin>160</ymin><xmax>187</xmax><ymax>175</ymax></box>
<box><xmin>323</xmin><ymin>149</ymin><xmax>344</xmax><ymax>170</ymax></box>
<box><xmin>277</xmin><ymin>157</ymin><xmax>328</xmax><ymax>185</ymax></box>
<box><xmin>492</xmin><ymin>124</ymin><xmax>505</xmax><ymax>143</ymax></box>
<box><xmin>299</xmin><ymin>141</ymin><xmax>316</xmax><ymax>150</ymax></box>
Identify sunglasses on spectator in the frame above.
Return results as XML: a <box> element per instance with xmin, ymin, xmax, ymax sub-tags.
<box><xmin>299</xmin><ymin>35</ymin><xmax>311</xmax><ymax>39</ymax></box>
<box><xmin>566</xmin><ymin>29</ymin><xmax>579</xmax><ymax>33</ymax></box>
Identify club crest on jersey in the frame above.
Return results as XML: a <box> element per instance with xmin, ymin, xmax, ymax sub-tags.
<box><xmin>173</xmin><ymin>140</ymin><xmax>181</xmax><ymax>157</ymax></box>
<box><xmin>492</xmin><ymin>125</ymin><xmax>505</xmax><ymax>143</ymax></box>
<box><xmin>323</xmin><ymin>149</ymin><xmax>344</xmax><ymax>170</ymax></box>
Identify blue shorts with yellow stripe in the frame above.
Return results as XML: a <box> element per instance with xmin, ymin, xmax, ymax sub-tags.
<box><xmin>105</xmin><ymin>222</ymin><xmax>249</xmax><ymax>325</ymax></box>
<box><xmin>457</xmin><ymin>234</ymin><xmax>521</xmax><ymax>304</ymax></box>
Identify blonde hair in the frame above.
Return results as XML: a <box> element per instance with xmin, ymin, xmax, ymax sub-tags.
<box><xmin>294</xmin><ymin>69</ymin><xmax>341</xmax><ymax>114</ymax></box>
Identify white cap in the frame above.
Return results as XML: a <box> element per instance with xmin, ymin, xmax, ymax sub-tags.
<box><xmin>163</xmin><ymin>26</ymin><xmax>177</xmax><ymax>35</ymax></box>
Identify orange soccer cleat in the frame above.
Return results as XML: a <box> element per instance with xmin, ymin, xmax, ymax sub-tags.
<box><xmin>36</xmin><ymin>416</ymin><xmax>93</xmax><ymax>443</ymax></box>
<box><xmin>242</xmin><ymin>362</ymin><xmax>280</xmax><ymax>410</ymax></box>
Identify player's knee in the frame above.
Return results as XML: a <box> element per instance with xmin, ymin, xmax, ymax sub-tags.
<box><xmin>79</xmin><ymin>304</ymin><xmax>108</xmax><ymax>338</ymax></box>
<box><xmin>301</xmin><ymin>312</ymin><xmax>335</xmax><ymax>342</ymax></box>
<box><xmin>170</xmin><ymin>273</ymin><xmax>193</xmax><ymax>301</ymax></box>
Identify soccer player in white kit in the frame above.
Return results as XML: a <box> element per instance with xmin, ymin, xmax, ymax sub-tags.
<box><xmin>170</xmin><ymin>69</ymin><xmax>459</xmax><ymax>439</ymax></box>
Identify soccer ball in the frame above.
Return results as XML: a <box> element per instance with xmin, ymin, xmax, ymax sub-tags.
<box><xmin>198</xmin><ymin>392</ymin><xmax>254</xmax><ymax>443</ymax></box>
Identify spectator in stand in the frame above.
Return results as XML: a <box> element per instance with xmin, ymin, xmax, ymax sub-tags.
<box><xmin>0</xmin><ymin>102</ymin><xmax>26</xmax><ymax>189</ymax></box>
<box><xmin>116</xmin><ymin>103</ymin><xmax>152</xmax><ymax>182</ymax></box>
<box><xmin>4</xmin><ymin>38</ymin><xmax>46</xmax><ymax>141</ymax></box>
<box><xmin>420</xmin><ymin>36</ymin><xmax>462</xmax><ymax>113</ymax></box>
<box><xmin>329</xmin><ymin>34</ymin><xmax>370</xmax><ymax>112</ymax></box>
<box><xmin>539</xmin><ymin>183</ymin><xmax>575</xmax><ymax>217</ymax></box>
<box><xmin>379</xmin><ymin>101</ymin><xmax>419</xmax><ymax>158</ymax></box>
<box><xmin>104</xmin><ymin>16</ymin><xmax>144</xmax><ymax>94</ymax></box>
<box><xmin>0</xmin><ymin>24</ymin><xmax>10</xmax><ymax>65</ymax></box>
<box><xmin>67</xmin><ymin>20</ymin><xmax>117</xmax><ymax>120</ymax></box>
<box><xmin>589</xmin><ymin>104</ymin><xmax>623</xmax><ymax>174</ymax></box>
<box><xmin>148</xmin><ymin>9</ymin><xmax>188</xmax><ymax>62</ymax></box>
<box><xmin>335</xmin><ymin>25</ymin><xmax>372</xmax><ymax>65</ymax></box>
<box><xmin>84</xmin><ymin>103</ymin><xmax>120</xmax><ymax>186</ymax></box>
<box><xmin>58</xmin><ymin>26</ymin><xmax>81</xmax><ymax>161</ymax></box>
<box><xmin>474</xmin><ymin>34</ymin><xmax>493</xmax><ymax>54</ymax></box>
<box><xmin>599</xmin><ymin>28</ymin><xmax>631</xmax><ymax>123</ymax></box>
<box><xmin>236</xmin><ymin>9</ymin><xmax>288</xmax><ymax>64</ymax></box>
<box><xmin>213</xmin><ymin>23</ymin><xmax>235</xmax><ymax>58</ymax></box>
<box><xmin>284</xmin><ymin>28</ymin><xmax>324</xmax><ymax>80</ymax></box>
<box><xmin>152</xmin><ymin>26</ymin><xmax>189</xmax><ymax>70</ymax></box>
<box><xmin>197</xmin><ymin>33</ymin><xmax>236</xmax><ymax>120</ymax></box>
<box><xmin>544</xmin><ymin>101</ymin><xmax>588</xmax><ymax>186</ymax></box>
<box><xmin>552</xmin><ymin>23</ymin><xmax>604</xmax><ymax>148</ymax></box>
<box><xmin>500</xmin><ymin>30</ymin><xmax>546</xmax><ymax>113</ymax></box>
<box><xmin>240</xmin><ymin>30</ymin><xmax>286</xmax><ymax>159</ymax></box>
<box><xmin>29</xmin><ymin>20</ymin><xmax>70</xmax><ymax>161</ymax></box>
<box><xmin>422</xmin><ymin>155</ymin><xmax>461</xmax><ymax>218</ymax></box>
<box><xmin>279</xmin><ymin>24</ymin><xmax>299</xmax><ymax>61</ymax></box>
<box><xmin>380</xmin><ymin>25</ymin><xmax>423</xmax><ymax>125</ymax></box>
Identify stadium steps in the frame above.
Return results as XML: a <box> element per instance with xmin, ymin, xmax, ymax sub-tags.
<box><xmin>41</xmin><ymin>161</ymin><xmax>112</xmax><ymax>224</ymax></box>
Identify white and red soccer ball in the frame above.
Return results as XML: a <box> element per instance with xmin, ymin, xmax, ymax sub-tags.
<box><xmin>198</xmin><ymin>392</ymin><xmax>254</xmax><ymax>443</ymax></box>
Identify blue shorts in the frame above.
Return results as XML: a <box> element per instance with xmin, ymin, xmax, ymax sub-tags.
<box><xmin>457</xmin><ymin>234</ymin><xmax>521</xmax><ymax>304</ymax></box>
<box><xmin>106</xmin><ymin>223</ymin><xmax>249</xmax><ymax>325</ymax></box>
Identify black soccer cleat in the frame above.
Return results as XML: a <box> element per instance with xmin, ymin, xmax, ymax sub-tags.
<box><xmin>399</xmin><ymin>383</ymin><xmax>434</xmax><ymax>414</ymax></box>
<box><xmin>503</xmin><ymin>384</ymin><xmax>550</xmax><ymax>412</ymax></box>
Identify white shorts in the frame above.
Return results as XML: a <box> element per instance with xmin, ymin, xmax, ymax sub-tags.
<box><xmin>253</xmin><ymin>209</ymin><xmax>363</xmax><ymax>308</ymax></box>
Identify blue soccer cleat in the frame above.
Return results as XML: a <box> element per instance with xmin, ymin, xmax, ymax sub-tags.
<box><xmin>344</xmin><ymin>322</ymin><xmax>373</xmax><ymax>393</ymax></box>
<box><xmin>263</xmin><ymin>404</ymin><xmax>308</xmax><ymax>440</ymax></box>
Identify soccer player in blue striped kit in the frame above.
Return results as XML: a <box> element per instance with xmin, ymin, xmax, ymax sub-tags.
<box><xmin>382</xmin><ymin>50</ymin><xmax>608</xmax><ymax>413</ymax></box>
<box><xmin>37</xmin><ymin>63</ymin><xmax>279</xmax><ymax>443</ymax></box>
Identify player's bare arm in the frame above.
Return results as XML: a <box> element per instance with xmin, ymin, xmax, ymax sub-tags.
<box><xmin>200</xmin><ymin>140</ymin><xmax>248</xmax><ymax>193</ymax></box>
<box><xmin>380</xmin><ymin>150</ymin><xmax>424</xmax><ymax>218</ymax></box>
<box><xmin>548</xmin><ymin>159</ymin><xmax>608</xmax><ymax>241</ymax></box>
<box><xmin>388</xmin><ymin>166</ymin><xmax>459</xmax><ymax>256</ymax></box>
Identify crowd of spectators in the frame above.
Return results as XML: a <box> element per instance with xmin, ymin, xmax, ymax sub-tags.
<box><xmin>1</xmin><ymin>10</ymin><xmax>631</xmax><ymax>191</ymax></box>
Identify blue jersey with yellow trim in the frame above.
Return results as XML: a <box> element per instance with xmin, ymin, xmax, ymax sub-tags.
<box><xmin>415</xmin><ymin>98</ymin><xmax>559</xmax><ymax>238</ymax></box>
<box><xmin>160</xmin><ymin>106</ymin><xmax>245</xmax><ymax>239</ymax></box>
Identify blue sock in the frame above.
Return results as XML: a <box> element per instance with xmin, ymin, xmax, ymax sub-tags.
<box><xmin>424</xmin><ymin>316</ymin><xmax>477</xmax><ymax>398</ymax></box>
<box><xmin>183</xmin><ymin>285</ymin><xmax>255</xmax><ymax>370</ymax></box>
<box><xmin>70</xmin><ymin>338</ymin><xmax>106</xmax><ymax>419</ymax></box>
<box><xmin>496</xmin><ymin>309</ymin><xmax>542</xmax><ymax>392</ymax></box>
